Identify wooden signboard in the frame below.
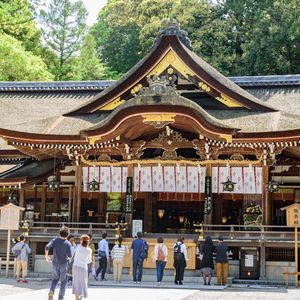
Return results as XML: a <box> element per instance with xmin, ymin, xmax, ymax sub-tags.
<box><xmin>281</xmin><ymin>203</ymin><xmax>300</xmax><ymax>227</ymax></box>
<box><xmin>0</xmin><ymin>205</ymin><xmax>22</xmax><ymax>230</ymax></box>
<box><xmin>0</xmin><ymin>203</ymin><xmax>25</xmax><ymax>277</ymax></box>
<box><xmin>281</xmin><ymin>203</ymin><xmax>300</xmax><ymax>287</ymax></box>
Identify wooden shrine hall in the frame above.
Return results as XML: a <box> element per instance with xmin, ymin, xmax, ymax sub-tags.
<box><xmin>1</xmin><ymin>21</ymin><xmax>300</xmax><ymax>280</ymax></box>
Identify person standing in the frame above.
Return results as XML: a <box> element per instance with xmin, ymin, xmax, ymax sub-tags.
<box><xmin>199</xmin><ymin>236</ymin><xmax>214</xmax><ymax>285</ymax></box>
<box><xmin>111</xmin><ymin>237</ymin><xmax>128</xmax><ymax>283</ymax></box>
<box><xmin>95</xmin><ymin>232</ymin><xmax>109</xmax><ymax>281</ymax></box>
<box><xmin>173</xmin><ymin>237</ymin><xmax>188</xmax><ymax>285</ymax></box>
<box><xmin>45</xmin><ymin>226</ymin><xmax>72</xmax><ymax>300</ymax></box>
<box><xmin>215</xmin><ymin>236</ymin><xmax>229</xmax><ymax>285</ymax></box>
<box><xmin>87</xmin><ymin>234</ymin><xmax>96</xmax><ymax>280</ymax></box>
<box><xmin>67</xmin><ymin>235</ymin><xmax>77</xmax><ymax>285</ymax></box>
<box><xmin>72</xmin><ymin>235</ymin><xmax>92</xmax><ymax>300</ymax></box>
<box><xmin>68</xmin><ymin>235</ymin><xmax>77</xmax><ymax>256</ymax></box>
<box><xmin>153</xmin><ymin>237</ymin><xmax>168</xmax><ymax>286</ymax></box>
<box><xmin>131</xmin><ymin>232</ymin><xmax>149</xmax><ymax>283</ymax></box>
<box><xmin>12</xmin><ymin>235</ymin><xmax>31</xmax><ymax>283</ymax></box>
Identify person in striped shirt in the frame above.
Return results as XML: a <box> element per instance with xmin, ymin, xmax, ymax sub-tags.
<box><xmin>111</xmin><ymin>237</ymin><xmax>128</xmax><ymax>283</ymax></box>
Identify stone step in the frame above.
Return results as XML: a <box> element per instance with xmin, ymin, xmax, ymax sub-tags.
<box><xmin>93</xmin><ymin>274</ymin><xmax>233</xmax><ymax>284</ymax></box>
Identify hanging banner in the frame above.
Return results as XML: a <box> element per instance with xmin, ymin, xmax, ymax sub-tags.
<box><xmin>133</xmin><ymin>166</ymin><xmax>206</xmax><ymax>193</ymax></box>
<box><xmin>125</xmin><ymin>177</ymin><xmax>133</xmax><ymax>213</ymax></box>
<box><xmin>212</xmin><ymin>166</ymin><xmax>263</xmax><ymax>194</ymax></box>
<box><xmin>82</xmin><ymin>167</ymin><xmax>128</xmax><ymax>192</ymax></box>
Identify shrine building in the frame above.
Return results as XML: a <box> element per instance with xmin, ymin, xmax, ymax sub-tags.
<box><xmin>1</xmin><ymin>22</ymin><xmax>300</xmax><ymax>280</ymax></box>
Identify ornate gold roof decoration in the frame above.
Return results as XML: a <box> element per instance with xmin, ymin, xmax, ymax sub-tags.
<box><xmin>154</xmin><ymin>18</ymin><xmax>193</xmax><ymax>50</ymax></box>
<box><xmin>151</xmin><ymin>127</ymin><xmax>188</xmax><ymax>144</ymax></box>
<box><xmin>138</xmin><ymin>75</ymin><xmax>177</xmax><ymax>99</ymax></box>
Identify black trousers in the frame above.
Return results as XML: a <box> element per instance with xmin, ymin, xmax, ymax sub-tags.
<box><xmin>96</xmin><ymin>256</ymin><xmax>107</xmax><ymax>279</ymax></box>
<box><xmin>174</xmin><ymin>259</ymin><xmax>186</xmax><ymax>282</ymax></box>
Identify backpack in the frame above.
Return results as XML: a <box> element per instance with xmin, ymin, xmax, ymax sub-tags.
<box><xmin>173</xmin><ymin>243</ymin><xmax>183</xmax><ymax>261</ymax></box>
<box><xmin>157</xmin><ymin>245</ymin><xmax>165</xmax><ymax>261</ymax></box>
<box><xmin>140</xmin><ymin>240</ymin><xmax>149</xmax><ymax>260</ymax></box>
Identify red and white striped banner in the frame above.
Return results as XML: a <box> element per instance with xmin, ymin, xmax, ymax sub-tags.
<box><xmin>133</xmin><ymin>166</ymin><xmax>206</xmax><ymax>193</ymax></box>
<box><xmin>82</xmin><ymin>167</ymin><xmax>128</xmax><ymax>192</ymax></box>
<box><xmin>212</xmin><ymin>166</ymin><xmax>262</xmax><ymax>194</ymax></box>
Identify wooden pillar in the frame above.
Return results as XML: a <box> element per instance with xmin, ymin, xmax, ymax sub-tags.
<box><xmin>144</xmin><ymin>192</ymin><xmax>152</xmax><ymax>232</ymax></box>
<box><xmin>19</xmin><ymin>189</ymin><xmax>25</xmax><ymax>208</ymax></box>
<box><xmin>262</xmin><ymin>165</ymin><xmax>271</xmax><ymax>225</ymax></box>
<box><xmin>73</xmin><ymin>166</ymin><xmax>82</xmax><ymax>222</ymax></box>
<box><xmin>97</xmin><ymin>192</ymin><xmax>106</xmax><ymax>223</ymax></box>
<box><xmin>259</xmin><ymin>243</ymin><xmax>266</xmax><ymax>280</ymax></box>
<box><xmin>40</xmin><ymin>186</ymin><xmax>47</xmax><ymax>222</ymax></box>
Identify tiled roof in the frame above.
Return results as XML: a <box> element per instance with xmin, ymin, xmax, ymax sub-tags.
<box><xmin>0</xmin><ymin>80</ymin><xmax>114</xmax><ymax>91</ymax></box>
<box><xmin>0</xmin><ymin>76</ymin><xmax>299</xmax><ymax>92</ymax></box>
<box><xmin>229</xmin><ymin>75</ymin><xmax>300</xmax><ymax>87</ymax></box>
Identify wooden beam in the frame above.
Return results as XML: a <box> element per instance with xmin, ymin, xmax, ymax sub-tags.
<box><xmin>40</xmin><ymin>186</ymin><xmax>47</xmax><ymax>222</ymax></box>
<box><xmin>262</xmin><ymin>165</ymin><xmax>271</xmax><ymax>225</ymax></box>
<box><xmin>73</xmin><ymin>166</ymin><xmax>82</xmax><ymax>222</ymax></box>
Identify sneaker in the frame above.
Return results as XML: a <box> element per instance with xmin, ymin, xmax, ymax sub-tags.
<box><xmin>48</xmin><ymin>291</ymin><xmax>54</xmax><ymax>300</ymax></box>
<box><xmin>17</xmin><ymin>279</ymin><xmax>21</xmax><ymax>283</ymax></box>
<box><xmin>22</xmin><ymin>279</ymin><xmax>28</xmax><ymax>283</ymax></box>
<box><xmin>174</xmin><ymin>280</ymin><xmax>178</xmax><ymax>285</ymax></box>
<box><xmin>101</xmin><ymin>278</ymin><xmax>107</xmax><ymax>281</ymax></box>
<box><xmin>93</xmin><ymin>275</ymin><xmax>98</xmax><ymax>281</ymax></box>
<box><xmin>137</xmin><ymin>281</ymin><xmax>141</xmax><ymax>284</ymax></box>
<box><xmin>179</xmin><ymin>281</ymin><xmax>183</xmax><ymax>285</ymax></box>
<box><xmin>133</xmin><ymin>281</ymin><xmax>137</xmax><ymax>284</ymax></box>
<box><xmin>157</xmin><ymin>282</ymin><xmax>161</xmax><ymax>286</ymax></box>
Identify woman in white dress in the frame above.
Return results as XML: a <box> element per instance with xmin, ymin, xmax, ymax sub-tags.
<box><xmin>72</xmin><ymin>235</ymin><xmax>92</xmax><ymax>299</ymax></box>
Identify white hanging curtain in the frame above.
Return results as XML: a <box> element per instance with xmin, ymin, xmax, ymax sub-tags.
<box><xmin>133</xmin><ymin>165</ymin><xmax>206</xmax><ymax>193</ymax></box>
<box><xmin>82</xmin><ymin>166</ymin><xmax>128</xmax><ymax>192</ymax></box>
<box><xmin>212</xmin><ymin>166</ymin><xmax>263</xmax><ymax>194</ymax></box>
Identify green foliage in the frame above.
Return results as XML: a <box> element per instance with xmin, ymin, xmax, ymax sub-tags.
<box><xmin>0</xmin><ymin>0</ymin><xmax>41</xmax><ymax>53</ymax></box>
<box><xmin>92</xmin><ymin>0</ymin><xmax>300</xmax><ymax>76</ymax></box>
<box><xmin>0</xmin><ymin>33</ymin><xmax>54</xmax><ymax>81</ymax></box>
<box><xmin>75</xmin><ymin>34</ymin><xmax>108</xmax><ymax>80</ymax></box>
<box><xmin>39</xmin><ymin>0</ymin><xmax>88</xmax><ymax>80</ymax></box>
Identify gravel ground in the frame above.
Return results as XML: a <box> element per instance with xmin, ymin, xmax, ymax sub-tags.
<box><xmin>0</xmin><ymin>278</ymin><xmax>300</xmax><ymax>300</ymax></box>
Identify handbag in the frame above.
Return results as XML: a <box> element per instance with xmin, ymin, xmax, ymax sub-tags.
<box><xmin>67</xmin><ymin>251</ymin><xmax>76</xmax><ymax>276</ymax></box>
<box><xmin>14</xmin><ymin>244</ymin><xmax>25</xmax><ymax>259</ymax></box>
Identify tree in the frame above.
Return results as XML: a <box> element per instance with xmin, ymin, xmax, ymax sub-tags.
<box><xmin>92</xmin><ymin>0</ymin><xmax>300</xmax><ymax>77</ymax></box>
<box><xmin>0</xmin><ymin>0</ymin><xmax>41</xmax><ymax>52</ymax></box>
<box><xmin>0</xmin><ymin>33</ymin><xmax>54</xmax><ymax>81</ymax></box>
<box><xmin>39</xmin><ymin>0</ymin><xmax>88</xmax><ymax>80</ymax></box>
<box><xmin>76</xmin><ymin>34</ymin><xmax>108</xmax><ymax>80</ymax></box>
<box><xmin>90</xmin><ymin>0</ymin><xmax>142</xmax><ymax>76</ymax></box>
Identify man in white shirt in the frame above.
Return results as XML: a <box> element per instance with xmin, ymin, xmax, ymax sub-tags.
<box><xmin>95</xmin><ymin>232</ymin><xmax>109</xmax><ymax>281</ymax></box>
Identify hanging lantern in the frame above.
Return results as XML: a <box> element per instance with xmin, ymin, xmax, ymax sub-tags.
<box><xmin>7</xmin><ymin>190</ymin><xmax>19</xmax><ymax>204</ymax></box>
<box><xmin>47</xmin><ymin>179</ymin><xmax>60</xmax><ymax>191</ymax></box>
<box><xmin>157</xmin><ymin>209</ymin><xmax>165</xmax><ymax>219</ymax></box>
<box><xmin>222</xmin><ymin>177</ymin><xmax>236</xmax><ymax>192</ymax></box>
<box><xmin>267</xmin><ymin>180</ymin><xmax>279</xmax><ymax>193</ymax></box>
<box><xmin>89</xmin><ymin>179</ymin><xmax>99</xmax><ymax>192</ymax></box>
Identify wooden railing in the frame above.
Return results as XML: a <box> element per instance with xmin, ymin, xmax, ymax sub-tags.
<box><xmin>0</xmin><ymin>221</ymin><xmax>128</xmax><ymax>241</ymax></box>
<box><xmin>202</xmin><ymin>224</ymin><xmax>295</xmax><ymax>243</ymax></box>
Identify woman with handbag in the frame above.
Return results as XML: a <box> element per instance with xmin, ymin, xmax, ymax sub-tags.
<box><xmin>199</xmin><ymin>236</ymin><xmax>214</xmax><ymax>285</ymax></box>
<box><xmin>173</xmin><ymin>237</ymin><xmax>188</xmax><ymax>285</ymax></box>
<box><xmin>72</xmin><ymin>235</ymin><xmax>92</xmax><ymax>299</ymax></box>
<box><xmin>153</xmin><ymin>237</ymin><xmax>168</xmax><ymax>286</ymax></box>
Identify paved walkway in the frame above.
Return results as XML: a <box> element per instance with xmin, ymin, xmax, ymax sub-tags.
<box><xmin>1</xmin><ymin>278</ymin><xmax>300</xmax><ymax>300</ymax></box>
